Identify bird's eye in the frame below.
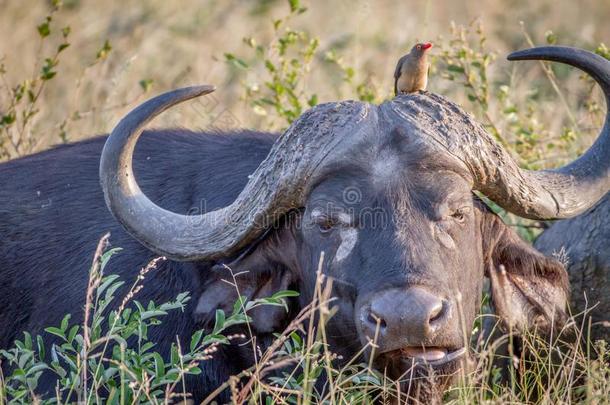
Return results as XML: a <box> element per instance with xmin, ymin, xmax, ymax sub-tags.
<box><xmin>416</xmin><ymin>45</ymin><xmax>421</xmax><ymax>50</ymax></box>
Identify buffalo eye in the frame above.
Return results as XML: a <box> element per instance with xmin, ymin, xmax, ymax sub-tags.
<box><xmin>316</xmin><ymin>216</ymin><xmax>337</xmax><ymax>234</ymax></box>
<box><xmin>311</xmin><ymin>209</ymin><xmax>352</xmax><ymax>234</ymax></box>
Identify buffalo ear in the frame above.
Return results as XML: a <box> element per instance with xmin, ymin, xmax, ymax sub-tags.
<box><xmin>193</xmin><ymin>239</ymin><xmax>295</xmax><ymax>334</ymax></box>
<box><xmin>244</xmin><ymin>271</ymin><xmax>293</xmax><ymax>333</ymax></box>
<box><xmin>481</xmin><ymin>210</ymin><xmax>569</xmax><ymax>335</ymax></box>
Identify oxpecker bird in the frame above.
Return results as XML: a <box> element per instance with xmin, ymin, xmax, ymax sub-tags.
<box><xmin>394</xmin><ymin>42</ymin><xmax>433</xmax><ymax>95</ymax></box>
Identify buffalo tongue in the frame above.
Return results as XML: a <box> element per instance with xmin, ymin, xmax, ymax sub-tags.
<box><xmin>402</xmin><ymin>347</ymin><xmax>447</xmax><ymax>361</ymax></box>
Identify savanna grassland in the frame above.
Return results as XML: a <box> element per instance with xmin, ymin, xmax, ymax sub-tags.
<box><xmin>0</xmin><ymin>0</ymin><xmax>608</xmax><ymax>404</ymax></box>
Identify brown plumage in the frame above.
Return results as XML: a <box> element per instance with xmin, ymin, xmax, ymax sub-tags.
<box><xmin>394</xmin><ymin>42</ymin><xmax>432</xmax><ymax>95</ymax></box>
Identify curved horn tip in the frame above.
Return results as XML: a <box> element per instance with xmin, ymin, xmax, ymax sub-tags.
<box><xmin>178</xmin><ymin>84</ymin><xmax>216</xmax><ymax>98</ymax></box>
<box><xmin>507</xmin><ymin>49</ymin><xmax>531</xmax><ymax>61</ymax></box>
<box><xmin>506</xmin><ymin>45</ymin><xmax>604</xmax><ymax>62</ymax></box>
<box><xmin>506</xmin><ymin>46</ymin><xmax>563</xmax><ymax>61</ymax></box>
<box><xmin>193</xmin><ymin>84</ymin><xmax>216</xmax><ymax>95</ymax></box>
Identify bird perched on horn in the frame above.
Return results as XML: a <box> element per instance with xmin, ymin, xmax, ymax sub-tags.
<box><xmin>394</xmin><ymin>42</ymin><xmax>433</xmax><ymax>95</ymax></box>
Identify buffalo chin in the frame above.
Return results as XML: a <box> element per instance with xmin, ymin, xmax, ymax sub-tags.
<box><xmin>373</xmin><ymin>347</ymin><xmax>468</xmax><ymax>401</ymax></box>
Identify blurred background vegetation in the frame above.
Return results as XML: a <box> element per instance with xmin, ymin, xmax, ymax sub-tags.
<box><xmin>0</xmin><ymin>0</ymin><xmax>608</xmax><ymax>154</ymax></box>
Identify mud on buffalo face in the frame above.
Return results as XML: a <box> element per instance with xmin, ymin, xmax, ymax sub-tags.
<box><xmin>100</xmin><ymin>46</ymin><xmax>609</xmax><ymax>399</ymax></box>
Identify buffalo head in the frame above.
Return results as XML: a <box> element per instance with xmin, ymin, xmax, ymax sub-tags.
<box><xmin>99</xmin><ymin>47</ymin><xmax>609</xmax><ymax>399</ymax></box>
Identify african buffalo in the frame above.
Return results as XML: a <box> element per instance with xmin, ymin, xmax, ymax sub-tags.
<box><xmin>0</xmin><ymin>46</ymin><xmax>608</xmax><ymax>402</ymax></box>
<box><xmin>535</xmin><ymin>192</ymin><xmax>610</xmax><ymax>343</ymax></box>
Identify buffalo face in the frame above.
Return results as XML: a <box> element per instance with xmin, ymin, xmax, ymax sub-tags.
<box><xmin>201</xmin><ymin>133</ymin><xmax>569</xmax><ymax>395</ymax></box>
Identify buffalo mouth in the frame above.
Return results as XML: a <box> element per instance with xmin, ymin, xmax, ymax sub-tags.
<box><xmin>373</xmin><ymin>346</ymin><xmax>468</xmax><ymax>380</ymax></box>
<box><xmin>397</xmin><ymin>346</ymin><xmax>467</xmax><ymax>367</ymax></box>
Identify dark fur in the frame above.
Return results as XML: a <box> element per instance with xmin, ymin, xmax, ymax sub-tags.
<box><xmin>0</xmin><ymin>130</ymin><xmax>279</xmax><ymax>400</ymax></box>
<box><xmin>0</xmin><ymin>129</ymin><xmax>568</xmax><ymax>402</ymax></box>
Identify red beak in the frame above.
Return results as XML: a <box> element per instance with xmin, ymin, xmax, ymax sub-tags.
<box><xmin>422</xmin><ymin>43</ymin><xmax>433</xmax><ymax>51</ymax></box>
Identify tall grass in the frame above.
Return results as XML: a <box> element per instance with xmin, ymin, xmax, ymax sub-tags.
<box><xmin>0</xmin><ymin>236</ymin><xmax>608</xmax><ymax>403</ymax></box>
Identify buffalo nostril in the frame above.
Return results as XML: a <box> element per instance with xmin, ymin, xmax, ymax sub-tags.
<box><xmin>428</xmin><ymin>300</ymin><xmax>445</xmax><ymax>324</ymax></box>
<box><xmin>366</xmin><ymin>309</ymin><xmax>387</xmax><ymax>330</ymax></box>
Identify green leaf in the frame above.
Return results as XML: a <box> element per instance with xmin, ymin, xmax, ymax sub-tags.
<box><xmin>202</xmin><ymin>334</ymin><xmax>229</xmax><ymax>346</ymax></box>
<box><xmin>270</xmin><ymin>290</ymin><xmax>299</xmax><ymax>300</ymax></box>
<box><xmin>225</xmin><ymin>314</ymin><xmax>252</xmax><ymax>330</ymax></box>
<box><xmin>104</xmin><ymin>367</ymin><xmax>119</xmax><ymax>381</ymax></box>
<box><xmin>1</xmin><ymin>113</ymin><xmax>16</xmax><ymax>126</ymax></box>
<box><xmin>141</xmin><ymin>341</ymin><xmax>156</xmax><ymax>353</ymax></box>
<box><xmin>18</xmin><ymin>351</ymin><xmax>33</xmax><ymax>369</ymax></box>
<box><xmin>57</xmin><ymin>43</ymin><xmax>70</xmax><ymax>53</ymax></box>
<box><xmin>190</xmin><ymin>330</ymin><xmax>203</xmax><ymax>352</ymax></box>
<box><xmin>140</xmin><ymin>310</ymin><xmax>167</xmax><ymax>321</ymax></box>
<box><xmin>97</xmin><ymin>274</ymin><xmax>121</xmax><ymax>296</ymax></box>
<box><xmin>447</xmin><ymin>64</ymin><xmax>465</xmax><ymax>73</ymax></box>
<box><xmin>233</xmin><ymin>295</ymin><xmax>248</xmax><ymax>315</ymax></box>
<box><xmin>243</xmin><ymin>37</ymin><xmax>256</xmax><ymax>48</ymax></box>
<box><xmin>264</xmin><ymin>59</ymin><xmax>276</xmax><ymax>73</ymax></box>
<box><xmin>60</xmin><ymin>314</ymin><xmax>71</xmax><ymax>332</ymax></box>
<box><xmin>41</xmin><ymin>70</ymin><xmax>56</xmax><ymax>81</ymax></box>
<box><xmin>288</xmin><ymin>0</ymin><xmax>300</xmax><ymax>12</ymax></box>
<box><xmin>213</xmin><ymin>310</ymin><xmax>226</xmax><ymax>334</ymax></box>
<box><xmin>37</xmin><ymin>18</ymin><xmax>51</xmax><ymax>38</ymax></box>
<box><xmin>594</xmin><ymin>43</ymin><xmax>610</xmax><ymax>60</ymax></box>
<box><xmin>36</xmin><ymin>335</ymin><xmax>45</xmax><ymax>360</ymax></box>
<box><xmin>153</xmin><ymin>352</ymin><xmax>165</xmax><ymax>378</ymax></box>
<box><xmin>100</xmin><ymin>248</ymin><xmax>123</xmax><ymax>270</ymax></box>
<box><xmin>139</xmin><ymin>79</ymin><xmax>154</xmax><ymax>93</ymax></box>
<box><xmin>96</xmin><ymin>39</ymin><xmax>112</xmax><ymax>61</ymax></box>
<box><xmin>224</xmin><ymin>53</ymin><xmax>249</xmax><ymax>69</ymax></box>
<box><xmin>290</xmin><ymin>331</ymin><xmax>302</xmax><ymax>351</ymax></box>
<box><xmin>67</xmin><ymin>325</ymin><xmax>79</xmax><ymax>343</ymax></box>
<box><xmin>50</xmin><ymin>345</ymin><xmax>59</xmax><ymax>364</ymax></box>
<box><xmin>187</xmin><ymin>366</ymin><xmax>202</xmax><ymax>375</ymax></box>
<box><xmin>103</xmin><ymin>280</ymin><xmax>125</xmax><ymax>303</ymax></box>
<box><xmin>26</xmin><ymin>363</ymin><xmax>49</xmax><ymax>376</ymax></box>
<box><xmin>45</xmin><ymin>327</ymin><xmax>65</xmax><ymax>340</ymax></box>
<box><xmin>23</xmin><ymin>332</ymin><xmax>33</xmax><ymax>349</ymax></box>
<box><xmin>158</xmin><ymin>292</ymin><xmax>190</xmax><ymax>312</ymax></box>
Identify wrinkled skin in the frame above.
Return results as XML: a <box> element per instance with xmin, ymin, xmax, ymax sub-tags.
<box><xmin>535</xmin><ymin>192</ymin><xmax>610</xmax><ymax>343</ymax></box>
